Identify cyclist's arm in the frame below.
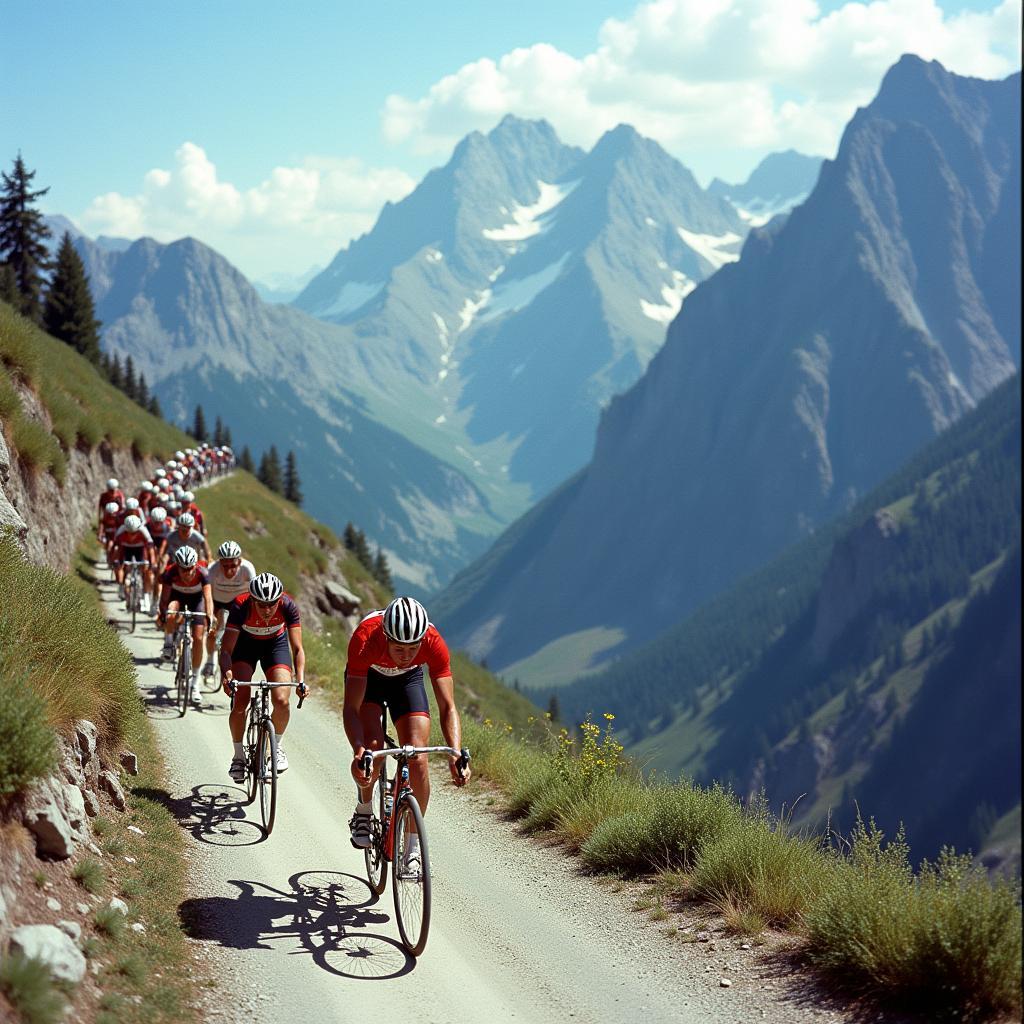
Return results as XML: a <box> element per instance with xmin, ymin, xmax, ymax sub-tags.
<box><xmin>202</xmin><ymin>583</ymin><xmax>214</xmax><ymax>624</ymax></box>
<box><xmin>343</xmin><ymin>671</ymin><xmax>368</xmax><ymax>755</ymax></box>
<box><xmin>431</xmin><ymin>673</ymin><xmax>470</xmax><ymax>785</ymax></box>
<box><xmin>157</xmin><ymin>580</ymin><xmax>171</xmax><ymax>619</ymax></box>
<box><xmin>288</xmin><ymin>625</ymin><xmax>305</xmax><ymax>685</ymax></box>
<box><xmin>219</xmin><ymin>626</ymin><xmax>238</xmax><ymax>678</ymax></box>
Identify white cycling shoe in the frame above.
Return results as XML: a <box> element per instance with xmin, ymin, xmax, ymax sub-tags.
<box><xmin>275</xmin><ymin>747</ymin><xmax>288</xmax><ymax>773</ymax></box>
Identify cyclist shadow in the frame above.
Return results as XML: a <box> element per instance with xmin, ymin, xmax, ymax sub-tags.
<box><xmin>179</xmin><ymin>871</ymin><xmax>413</xmax><ymax>980</ymax></box>
<box><xmin>135</xmin><ymin>783</ymin><xmax>265</xmax><ymax>847</ymax></box>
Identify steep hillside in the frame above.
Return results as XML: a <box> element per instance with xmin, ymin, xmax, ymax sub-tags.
<box><xmin>434</xmin><ymin>56</ymin><xmax>1021</xmax><ymax>676</ymax></box>
<box><xmin>565</xmin><ymin>374</ymin><xmax>1021</xmax><ymax>868</ymax></box>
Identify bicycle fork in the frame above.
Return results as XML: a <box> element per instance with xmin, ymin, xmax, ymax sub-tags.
<box><xmin>383</xmin><ymin>766</ymin><xmax>407</xmax><ymax>862</ymax></box>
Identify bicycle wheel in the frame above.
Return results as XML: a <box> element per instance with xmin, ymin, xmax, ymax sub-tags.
<box><xmin>257</xmin><ymin>721</ymin><xmax>278</xmax><ymax>835</ymax></box>
<box><xmin>392</xmin><ymin>793</ymin><xmax>431</xmax><ymax>956</ymax></box>
<box><xmin>244</xmin><ymin>715</ymin><xmax>260</xmax><ymax>804</ymax></box>
<box><xmin>129</xmin><ymin>578</ymin><xmax>137</xmax><ymax>633</ymax></box>
<box><xmin>177</xmin><ymin>635</ymin><xmax>191</xmax><ymax>717</ymax></box>
<box><xmin>364</xmin><ymin>774</ymin><xmax>388</xmax><ymax>896</ymax></box>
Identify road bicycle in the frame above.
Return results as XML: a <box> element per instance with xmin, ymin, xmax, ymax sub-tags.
<box><xmin>168</xmin><ymin>609</ymin><xmax>208</xmax><ymax>717</ymax></box>
<box><xmin>359</xmin><ymin>740</ymin><xmax>470</xmax><ymax>956</ymax></box>
<box><xmin>228</xmin><ymin>679</ymin><xmax>306</xmax><ymax>836</ymax></box>
<box><xmin>118</xmin><ymin>558</ymin><xmax>148</xmax><ymax>633</ymax></box>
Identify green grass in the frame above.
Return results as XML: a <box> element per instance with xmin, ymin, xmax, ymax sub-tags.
<box><xmin>93</xmin><ymin>906</ymin><xmax>127</xmax><ymax>940</ymax></box>
<box><xmin>0</xmin><ymin>535</ymin><xmax>139</xmax><ymax>748</ymax></box>
<box><xmin>502</xmin><ymin>625</ymin><xmax>628</xmax><ymax>690</ymax></box>
<box><xmin>0</xmin><ymin>953</ymin><xmax>66</xmax><ymax>1024</ymax></box>
<box><xmin>0</xmin><ymin>300</ymin><xmax>190</xmax><ymax>466</ymax></box>
<box><xmin>72</xmin><ymin>858</ymin><xmax>106</xmax><ymax>895</ymax></box>
<box><xmin>0</xmin><ymin>665</ymin><xmax>57</xmax><ymax>795</ymax></box>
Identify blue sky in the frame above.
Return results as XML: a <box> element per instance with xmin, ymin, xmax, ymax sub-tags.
<box><xmin>2</xmin><ymin>0</ymin><xmax>1019</xmax><ymax>279</ymax></box>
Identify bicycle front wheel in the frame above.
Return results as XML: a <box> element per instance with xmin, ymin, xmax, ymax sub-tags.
<box><xmin>364</xmin><ymin>775</ymin><xmax>388</xmax><ymax>896</ymax></box>
<box><xmin>392</xmin><ymin>793</ymin><xmax>431</xmax><ymax>956</ymax></box>
<box><xmin>244</xmin><ymin>716</ymin><xmax>259</xmax><ymax>804</ymax></box>
<box><xmin>257</xmin><ymin>721</ymin><xmax>278</xmax><ymax>836</ymax></box>
<box><xmin>177</xmin><ymin>637</ymin><xmax>191</xmax><ymax>717</ymax></box>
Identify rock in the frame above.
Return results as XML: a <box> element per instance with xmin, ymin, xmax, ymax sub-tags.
<box><xmin>130</xmin><ymin>922</ymin><xmax>146</xmax><ymax>933</ymax></box>
<box><xmin>315</xmin><ymin>594</ymin><xmax>332</xmax><ymax>615</ymax></box>
<box><xmin>59</xmin><ymin>747</ymin><xmax>86</xmax><ymax>788</ymax></box>
<box><xmin>108</xmin><ymin>897</ymin><xmax>129</xmax><ymax>916</ymax></box>
<box><xmin>0</xmin><ymin>431</ymin><xmax>28</xmax><ymax>543</ymax></box>
<box><xmin>741</xmin><ymin>942</ymin><xmax>751</xmax><ymax>950</ymax></box>
<box><xmin>127</xmin><ymin>825</ymin><xmax>144</xmax><ymax>835</ymax></box>
<box><xmin>83</xmin><ymin>789</ymin><xmax>101</xmax><ymax>817</ymax></box>
<box><xmin>46</xmin><ymin>897</ymin><xmax>62</xmax><ymax>913</ymax></box>
<box><xmin>62</xmin><ymin>783</ymin><xmax>87</xmax><ymax>833</ymax></box>
<box><xmin>9</xmin><ymin>924</ymin><xmax>87</xmax><ymax>984</ymax></box>
<box><xmin>720</xmin><ymin>979</ymin><xmax>733</xmax><ymax>988</ymax></box>
<box><xmin>57</xmin><ymin>920</ymin><xmax>82</xmax><ymax>942</ymax></box>
<box><xmin>696</xmin><ymin>931</ymin><xmax>712</xmax><ymax>942</ymax></box>
<box><xmin>119</xmin><ymin>751</ymin><xmax>139</xmax><ymax>776</ymax></box>
<box><xmin>22</xmin><ymin>781</ymin><xmax>79</xmax><ymax>859</ymax></box>
<box><xmin>74</xmin><ymin>720</ymin><xmax>98</xmax><ymax>767</ymax></box>
<box><xmin>324</xmin><ymin>580</ymin><xmax>360</xmax><ymax>615</ymax></box>
<box><xmin>97</xmin><ymin>770</ymin><xmax>127</xmax><ymax>811</ymax></box>
<box><xmin>87</xmin><ymin>842</ymin><xmax>102</xmax><ymax>855</ymax></box>
<box><xmin>76</xmin><ymin>902</ymin><xmax>90</xmax><ymax>915</ymax></box>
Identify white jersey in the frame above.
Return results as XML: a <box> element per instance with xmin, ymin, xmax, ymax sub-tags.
<box><xmin>207</xmin><ymin>558</ymin><xmax>257</xmax><ymax>603</ymax></box>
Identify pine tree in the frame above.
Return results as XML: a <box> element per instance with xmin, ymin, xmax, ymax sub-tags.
<box><xmin>344</xmin><ymin>523</ymin><xmax>358</xmax><ymax>550</ymax></box>
<box><xmin>213</xmin><ymin>416</ymin><xmax>224</xmax><ymax>447</ymax></box>
<box><xmin>258</xmin><ymin>445</ymin><xmax>283</xmax><ymax>493</ymax></box>
<box><xmin>123</xmin><ymin>355</ymin><xmax>138</xmax><ymax>401</ymax></box>
<box><xmin>148</xmin><ymin>394</ymin><xmax>162</xmax><ymax>418</ymax></box>
<box><xmin>284</xmin><ymin>450</ymin><xmax>303</xmax><ymax>506</ymax></box>
<box><xmin>41</xmin><ymin>232</ymin><xmax>101</xmax><ymax>362</ymax></box>
<box><xmin>223</xmin><ymin>426</ymin><xmax>232</xmax><ymax>447</ymax></box>
<box><xmin>108</xmin><ymin>353</ymin><xmax>124</xmax><ymax>390</ymax></box>
<box><xmin>192</xmin><ymin>404</ymin><xmax>207</xmax><ymax>442</ymax></box>
<box><xmin>547</xmin><ymin>694</ymin><xmax>561</xmax><ymax>723</ymax></box>
<box><xmin>239</xmin><ymin>446</ymin><xmax>254</xmax><ymax>472</ymax></box>
<box><xmin>0</xmin><ymin>261</ymin><xmax>17</xmax><ymax>307</ymax></box>
<box><xmin>136</xmin><ymin>372</ymin><xmax>150</xmax><ymax>408</ymax></box>
<box><xmin>0</xmin><ymin>154</ymin><xmax>51</xmax><ymax>323</ymax></box>
<box><xmin>373</xmin><ymin>546</ymin><xmax>392</xmax><ymax>590</ymax></box>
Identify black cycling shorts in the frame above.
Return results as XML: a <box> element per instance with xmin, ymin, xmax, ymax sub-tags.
<box><xmin>231</xmin><ymin>630</ymin><xmax>292</xmax><ymax>677</ymax></box>
<box><xmin>213</xmin><ymin>598</ymin><xmax>235</xmax><ymax>612</ymax></box>
<box><xmin>363</xmin><ymin>666</ymin><xmax>430</xmax><ymax>724</ymax></box>
<box><xmin>169</xmin><ymin>589</ymin><xmax>205</xmax><ymax>614</ymax></box>
<box><xmin>121</xmin><ymin>545</ymin><xmax>147</xmax><ymax>565</ymax></box>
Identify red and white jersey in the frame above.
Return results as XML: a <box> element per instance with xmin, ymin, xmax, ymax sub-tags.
<box><xmin>112</xmin><ymin>524</ymin><xmax>154</xmax><ymax>549</ymax></box>
<box><xmin>100</xmin><ymin>507</ymin><xmax>121</xmax><ymax>535</ymax></box>
<box><xmin>160</xmin><ymin>564</ymin><xmax>210</xmax><ymax>596</ymax></box>
<box><xmin>345</xmin><ymin>612</ymin><xmax>451</xmax><ymax>680</ymax></box>
<box><xmin>98</xmin><ymin>489</ymin><xmax>125</xmax><ymax>511</ymax></box>
<box><xmin>225</xmin><ymin>594</ymin><xmax>300</xmax><ymax>639</ymax></box>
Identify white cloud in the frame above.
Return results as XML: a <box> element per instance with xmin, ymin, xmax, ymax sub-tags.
<box><xmin>381</xmin><ymin>0</ymin><xmax>1021</xmax><ymax>182</ymax></box>
<box><xmin>79</xmin><ymin>143</ymin><xmax>416</xmax><ymax>279</ymax></box>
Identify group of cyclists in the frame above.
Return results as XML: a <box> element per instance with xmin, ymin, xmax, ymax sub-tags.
<box><xmin>95</xmin><ymin>442</ymin><xmax>470</xmax><ymax>859</ymax></box>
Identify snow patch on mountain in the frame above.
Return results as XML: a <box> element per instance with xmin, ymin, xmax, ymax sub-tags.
<box><xmin>459</xmin><ymin>292</ymin><xmax>491</xmax><ymax>334</ymax></box>
<box><xmin>480</xmin><ymin>253</ymin><xmax>571</xmax><ymax>321</ymax></box>
<box><xmin>482</xmin><ymin>180</ymin><xmax>578</xmax><ymax>242</ymax></box>
<box><xmin>733</xmin><ymin>194</ymin><xmax>809</xmax><ymax>227</ymax></box>
<box><xmin>316</xmin><ymin>281</ymin><xmax>384</xmax><ymax>318</ymax></box>
<box><xmin>676</xmin><ymin>228</ymin><xmax>742</xmax><ymax>270</ymax></box>
<box><xmin>641</xmin><ymin>271</ymin><xmax>696</xmax><ymax>323</ymax></box>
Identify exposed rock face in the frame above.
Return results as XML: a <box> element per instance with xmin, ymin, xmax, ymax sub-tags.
<box><xmin>0</xmin><ymin>427</ymin><xmax>28</xmax><ymax>542</ymax></box>
<box><xmin>810</xmin><ymin>510</ymin><xmax>899</xmax><ymax>659</ymax></box>
<box><xmin>9</xmin><ymin>923</ymin><xmax>87</xmax><ymax>983</ymax></box>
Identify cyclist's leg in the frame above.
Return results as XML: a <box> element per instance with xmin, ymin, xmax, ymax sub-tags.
<box><xmin>395</xmin><ymin>712</ymin><xmax>432</xmax><ymax>818</ymax></box>
<box><xmin>261</xmin><ymin>634</ymin><xmax>293</xmax><ymax>738</ymax></box>
<box><xmin>228</xmin><ymin>658</ymin><xmax>254</xmax><ymax>743</ymax></box>
<box><xmin>190</xmin><ymin>620</ymin><xmax>205</xmax><ymax>672</ymax></box>
<box><xmin>164</xmin><ymin>599</ymin><xmax>183</xmax><ymax>640</ymax></box>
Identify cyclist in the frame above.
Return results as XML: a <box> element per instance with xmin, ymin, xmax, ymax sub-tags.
<box><xmin>158</xmin><ymin>546</ymin><xmax>213</xmax><ymax>704</ymax></box>
<box><xmin>220</xmin><ymin>573</ymin><xmax>306</xmax><ymax>781</ymax></box>
<box><xmin>343</xmin><ymin>596</ymin><xmax>470</xmax><ymax>864</ymax></box>
<box><xmin>110</xmin><ymin>513</ymin><xmax>156</xmax><ymax>599</ymax></box>
<box><xmin>181</xmin><ymin>490</ymin><xmax>205</xmax><ymax>533</ymax></box>
<box><xmin>146</xmin><ymin>506</ymin><xmax>171</xmax><ymax>612</ymax></box>
<box><xmin>98</xmin><ymin>500</ymin><xmax>122</xmax><ymax>560</ymax></box>
<box><xmin>97</xmin><ymin>478</ymin><xmax>124</xmax><ymax>531</ymax></box>
<box><xmin>202</xmin><ymin>540</ymin><xmax>256</xmax><ymax>680</ymax></box>
<box><xmin>157</xmin><ymin>511</ymin><xmax>211</xmax><ymax>575</ymax></box>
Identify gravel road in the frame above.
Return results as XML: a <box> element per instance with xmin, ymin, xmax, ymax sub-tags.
<box><xmin>99</xmin><ymin>578</ymin><xmax>889</xmax><ymax>1024</ymax></box>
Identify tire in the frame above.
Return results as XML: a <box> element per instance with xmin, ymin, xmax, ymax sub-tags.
<box><xmin>257</xmin><ymin>721</ymin><xmax>278</xmax><ymax>836</ymax></box>
<box><xmin>177</xmin><ymin>635</ymin><xmax>191</xmax><ymax>717</ymax></box>
<box><xmin>392</xmin><ymin>793</ymin><xmax>431</xmax><ymax>956</ymax></box>
<box><xmin>129</xmin><ymin>578</ymin><xmax>137</xmax><ymax>633</ymax></box>
<box><xmin>364</xmin><ymin>775</ymin><xmax>388</xmax><ymax>896</ymax></box>
<box><xmin>244</xmin><ymin>716</ymin><xmax>260</xmax><ymax>805</ymax></box>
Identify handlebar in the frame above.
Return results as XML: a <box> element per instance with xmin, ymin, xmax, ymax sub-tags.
<box><xmin>359</xmin><ymin>745</ymin><xmax>471</xmax><ymax>779</ymax></box>
<box><xmin>227</xmin><ymin>679</ymin><xmax>307</xmax><ymax>709</ymax></box>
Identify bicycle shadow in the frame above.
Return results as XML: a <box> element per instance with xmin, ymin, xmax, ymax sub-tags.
<box><xmin>134</xmin><ymin>783</ymin><xmax>265</xmax><ymax>847</ymax></box>
<box><xmin>179</xmin><ymin>871</ymin><xmax>412</xmax><ymax>980</ymax></box>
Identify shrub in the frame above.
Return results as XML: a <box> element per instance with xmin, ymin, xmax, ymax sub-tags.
<box><xmin>689</xmin><ymin>797</ymin><xmax>832</xmax><ymax>928</ymax></box>
<box><xmin>0</xmin><ymin>953</ymin><xmax>65</xmax><ymax>1024</ymax></box>
<box><xmin>805</xmin><ymin>819</ymin><xmax>1023</xmax><ymax>1021</ymax></box>
<box><xmin>0</xmin><ymin>666</ymin><xmax>57</xmax><ymax>795</ymax></box>
<box><xmin>93</xmin><ymin>904</ymin><xmax>125</xmax><ymax>939</ymax></box>
<box><xmin>72</xmin><ymin>858</ymin><xmax>106</xmax><ymax>895</ymax></box>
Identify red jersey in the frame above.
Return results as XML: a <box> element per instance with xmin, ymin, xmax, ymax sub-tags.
<box><xmin>345</xmin><ymin>612</ymin><xmax>451</xmax><ymax>680</ymax></box>
<box><xmin>98</xmin><ymin>489</ymin><xmax>125</xmax><ymax>511</ymax></box>
<box><xmin>225</xmin><ymin>594</ymin><xmax>301</xmax><ymax>639</ymax></box>
<box><xmin>160</xmin><ymin>564</ymin><xmax>210</xmax><ymax>595</ymax></box>
<box><xmin>100</xmin><ymin>507</ymin><xmax>121</xmax><ymax>535</ymax></box>
<box><xmin>112</xmin><ymin>523</ymin><xmax>154</xmax><ymax>552</ymax></box>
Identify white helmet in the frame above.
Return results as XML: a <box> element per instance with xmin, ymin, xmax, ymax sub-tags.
<box><xmin>217</xmin><ymin>540</ymin><xmax>242</xmax><ymax>559</ymax></box>
<box><xmin>106</xmin><ymin>478</ymin><xmax>119</xmax><ymax>490</ymax></box>
<box><xmin>177</xmin><ymin>511</ymin><xmax>195</xmax><ymax>528</ymax></box>
<box><xmin>167</xmin><ymin>460</ymin><xmax>177</xmax><ymax>469</ymax></box>
<box><xmin>123</xmin><ymin>514</ymin><xmax>143</xmax><ymax>532</ymax></box>
<box><xmin>174</xmin><ymin>546</ymin><xmax>198</xmax><ymax>569</ymax></box>
<box><xmin>183</xmin><ymin>490</ymin><xmax>195</xmax><ymax>503</ymax></box>
<box><xmin>149</xmin><ymin>507</ymin><xmax>167</xmax><ymax>521</ymax></box>
<box><xmin>125</xmin><ymin>497</ymin><xmax>140</xmax><ymax>511</ymax></box>
<box><xmin>154</xmin><ymin>468</ymin><xmax>167</xmax><ymax>479</ymax></box>
<box><xmin>158</xmin><ymin>479</ymin><xmax>171</xmax><ymax>492</ymax></box>
<box><xmin>175</xmin><ymin>450</ymin><xmax>185</xmax><ymax>460</ymax></box>
<box><xmin>104</xmin><ymin>501</ymin><xmax>119</xmax><ymax>514</ymax></box>
<box><xmin>382</xmin><ymin>597</ymin><xmax>430</xmax><ymax>644</ymax></box>
<box><xmin>172</xmin><ymin>485</ymin><xmax>184</xmax><ymax>498</ymax></box>
<box><xmin>143</xmin><ymin>481</ymin><xmax>156</xmax><ymax>492</ymax></box>
<box><xmin>249</xmin><ymin>572</ymin><xmax>284</xmax><ymax>602</ymax></box>
<box><xmin>171</xmin><ymin>470</ymin><xmax>184</xmax><ymax>482</ymax></box>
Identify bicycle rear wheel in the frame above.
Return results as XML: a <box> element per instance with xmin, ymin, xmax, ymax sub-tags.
<box><xmin>392</xmin><ymin>793</ymin><xmax>431</xmax><ymax>956</ymax></box>
<box><xmin>257</xmin><ymin>721</ymin><xmax>278</xmax><ymax>835</ymax></box>
<box><xmin>177</xmin><ymin>636</ymin><xmax>191</xmax><ymax>717</ymax></box>
<box><xmin>128</xmin><ymin>578</ymin><xmax>137</xmax><ymax>632</ymax></box>
<box><xmin>364</xmin><ymin>774</ymin><xmax>388</xmax><ymax>896</ymax></box>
